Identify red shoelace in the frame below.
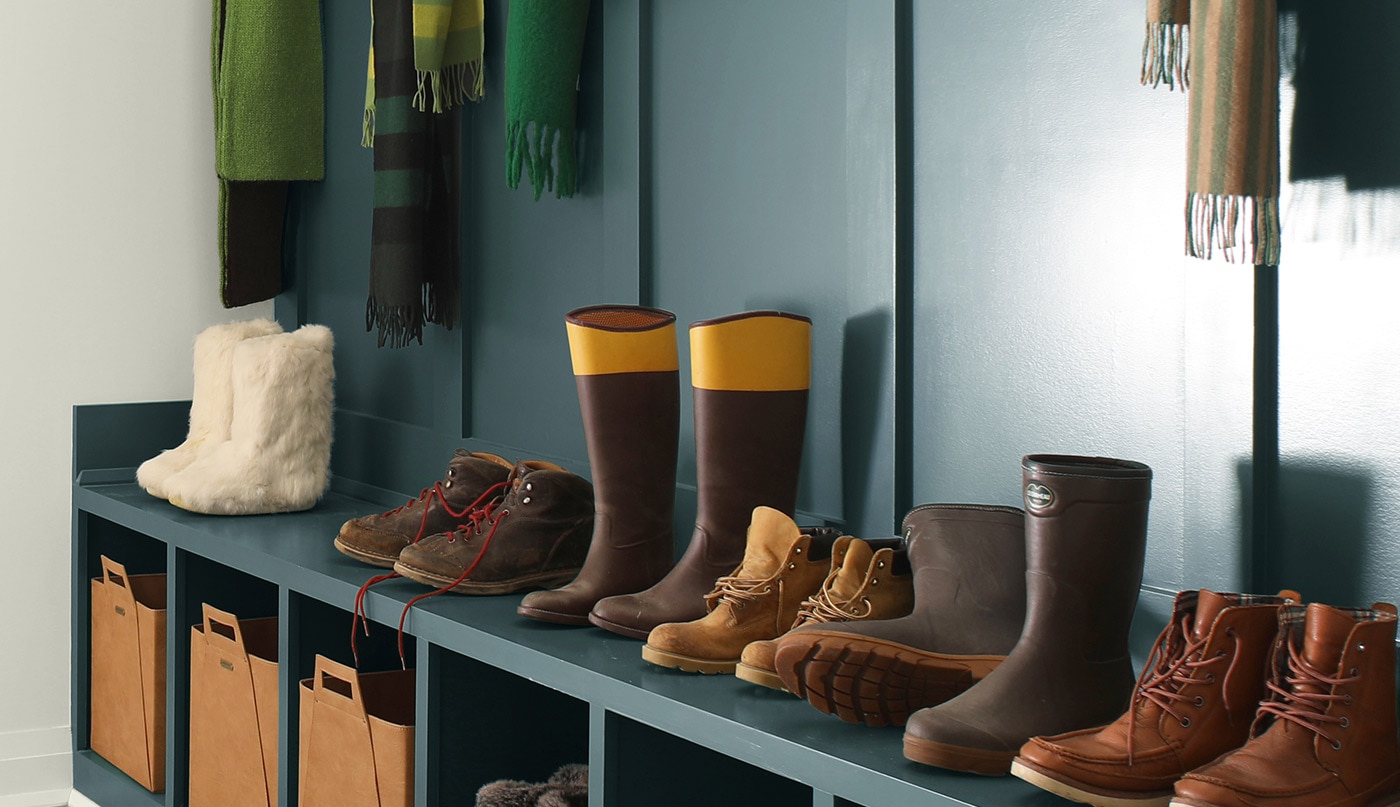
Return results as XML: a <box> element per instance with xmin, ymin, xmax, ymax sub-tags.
<box><xmin>350</xmin><ymin>481</ymin><xmax>507</xmax><ymax>667</ymax></box>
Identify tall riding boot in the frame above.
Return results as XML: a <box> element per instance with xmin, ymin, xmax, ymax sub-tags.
<box><xmin>589</xmin><ymin>311</ymin><xmax>812</xmax><ymax>639</ymax></box>
<box><xmin>904</xmin><ymin>454</ymin><xmax>1153</xmax><ymax>775</ymax></box>
<box><xmin>517</xmin><ymin>306</ymin><xmax>680</xmax><ymax>625</ymax></box>
<box><xmin>1172</xmin><ymin>602</ymin><xmax>1400</xmax><ymax>807</ymax></box>
<box><xmin>772</xmin><ymin>504</ymin><xmax>1027</xmax><ymax>727</ymax></box>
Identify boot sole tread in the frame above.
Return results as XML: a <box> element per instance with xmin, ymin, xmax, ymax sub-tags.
<box><xmin>774</xmin><ymin>635</ymin><xmax>1004</xmax><ymax>727</ymax></box>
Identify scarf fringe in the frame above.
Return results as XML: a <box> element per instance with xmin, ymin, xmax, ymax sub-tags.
<box><xmin>366</xmin><ymin>298</ymin><xmax>426</xmax><ymax>348</ymax></box>
<box><xmin>362</xmin><ymin>103</ymin><xmax>376</xmax><ymax>148</ymax></box>
<box><xmin>1141</xmin><ymin>21</ymin><xmax>1189</xmax><ymax>90</ymax></box>
<box><xmin>506</xmin><ymin>119</ymin><xmax>577</xmax><ymax>201</ymax></box>
<box><xmin>1186</xmin><ymin>192</ymin><xmax>1280</xmax><ymax>265</ymax></box>
<box><xmin>413</xmin><ymin>59</ymin><xmax>485</xmax><ymax>114</ymax></box>
<box><xmin>424</xmin><ymin>282</ymin><xmax>457</xmax><ymax>330</ymax></box>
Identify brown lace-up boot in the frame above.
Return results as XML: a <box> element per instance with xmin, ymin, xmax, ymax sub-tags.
<box><xmin>589</xmin><ymin>311</ymin><xmax>812</xmax><ymax>639</ymax></box>
<box><xmin>641</xmin><ymin>507</ymin><xmax>842</xmax><ymax>674</ymax></box>
<box><xmin>518</xmin><ymin>306</ymin><xmax>680</xmax><ymax>625</ymax></box>
<box><xmin>393</xmin><ymin>461</ymin><xmax>594</xmax><ymax>594</ymax></box>
<box><xmin>1170</xmin><ymin>602</ymin><xmax>1400</xmax><ymax>807</ymax></box>
<box><xmin>772</xmin><ymin>503</ymin><xmax>1027</xmax><ymax>727</ymax></box>
<box><xmin>334</xmin><ymin>450</ymin><xmax>514</xmax><ymax>567</ymax></box>
<box><xmin>904</xmin><ymin>455</ymin><xmax>1152</xmax><ymax>774</ymax></box>
<box><xmin>1011</xmin><ymin>589</ymin><xmax>1300</xmax><ymax>807</ymax></box>
<box><xmin>736</xmin><ymin>535</ymin><xmax>912</xmax><ymax>692</ymax></box>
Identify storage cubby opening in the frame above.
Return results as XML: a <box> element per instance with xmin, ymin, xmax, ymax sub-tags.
<box><xmin>290</xmin><ymin>591</ymin><xmax>416</xmax><ymax>681</ymax></box>
<box><xmin>428</xmin><ymin>645</ymin><xmax>589</xmax><ymax>801</ymax></box>
<box><xmin>82</xmin><ymin>514</ymin><xmax>165</xmax><ymax>581</ymax></box>
<box><xmin>604</xmin><ymin>712</ymin><xmax>811</xmax><ymax>807</ymax></box>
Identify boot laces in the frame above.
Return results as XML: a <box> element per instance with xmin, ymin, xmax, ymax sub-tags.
<box><xmin>704</xmin><ymin>574</ymin><xmax>775</xmax><ymax>612</ymax></box>
<box><xmin>1126</xmin><ymin>613</ymin><xmax>1237</xmax><ymax>764</ymax></box>
<box><xmin>392</xmin><ymin>487</ymin><xmax>515</xmax><ymax>667</ymax></box>
<box><xmin>792</xmin><ymin>572</ymin><xmax>869</xmax><ymax>627</ymax></box>
<box><xmin>1255</xmin><ymin>638</ymin><xmax>1360</xmax><ymax>750</ymax></box>
<box><xmin>350</xmin><ymin>481</ymin><xmax>508</xmax><ymax>668</ymax></box>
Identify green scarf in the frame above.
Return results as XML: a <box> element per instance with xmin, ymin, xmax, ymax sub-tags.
<box><xmin>212</xmin><ymin>0</ymin><xmax>324</xmax><ymax>307</ymax></box>
<box><xmin>1143</xmin><ymin>0</ymin><xmax>1281</xmax><ymax>265</ymax></box>
<box><xmin>505</xmin><ymin>0</ymin><xmax>592</xmax><ymax>200</ymax></box>
<box><xmin>366</xmin><ymin>0</ymin><xmax>464</xmax><ymax>348</ymax></box>
<box><xmin>365</xmin><ymin>0</ymin><xmax>485</xmax><ymax>146</ymax></box>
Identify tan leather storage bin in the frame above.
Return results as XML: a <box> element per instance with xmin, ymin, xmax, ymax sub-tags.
<box><xmin>90</xmin><ymin>555</ymin><xmax>167</xmax><ymax>792</ymax></box>
<box><xmin>299</xmin><ymin>655</ymin><xmax>414</xmax><ymax>807</ymax></box>
<box><xmin>189</xmin><ymin>604</ymin><xmax>279</xmax><ymax>807</ymax></box>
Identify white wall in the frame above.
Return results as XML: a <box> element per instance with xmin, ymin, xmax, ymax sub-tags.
<box><xmin>0</xmin><ymin>2</ymin><xmax>271</xmax><ymax>803</ymax></box>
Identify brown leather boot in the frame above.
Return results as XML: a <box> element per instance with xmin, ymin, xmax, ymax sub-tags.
<box><xmin>589</xmin><ymin>311</ymin><xmax>812</xmax><ymax>639</ymax></box>
<box><xmin>904</xmin><ymin>454</ymin><xmax>1152</xmax><ymax>775</ymax></box>
<box><xmin>1011</xmin><ymin>589</ymin><xmax>1300</xmax><ymax>807</ymax></box>
<box><xmin>641</xmin><ymin>507</ymin><xmax>842</xmax><ymax>674</ymax></box>
<box><xmin>736</xmin><ymin>535</ymin><xmax>912</xmax><ymax>692</ymax></box>
<box><xmin>393</xmin><ymin>461</ymin><xmax>594</xmax><ymax>594</ymax></box>
<box><xmin>771</xmin><ymin>503</ymin><xmax>1026</xmax><ymax>727</ymax></box>
<box><xmin>1171</xmin><ymin>602</ymin><xmax>1400</xmax><ymax>807</ymax></box>
<box><xmin>334</xmin><ymin>450</ymin><xmax>514</xmax><ymax>567</ymax></box>
<box><xmin>518</xmin><ymin>306</ymin><xmax>680</xmax><ymax>625</ymax></box>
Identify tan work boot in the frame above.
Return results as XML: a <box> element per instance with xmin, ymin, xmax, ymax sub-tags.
<box><xmin>736</xmin><ymin>536</ymin><xmax>913</xmax><ymax>692</ymax></box>
<box><xmin>1011</xmin><ymin>589</ymin><xmax>1299</xmax><ymax>807</ymax></box>
<box><xmin>641</xmin><ymin>507</ymin><xmax>841</xmax><ymax>674</ymax></box>
<box><xmin>1170</xmin><ymin>602</ymin><xmax>1400</xmax><ymax>807</ymax></box>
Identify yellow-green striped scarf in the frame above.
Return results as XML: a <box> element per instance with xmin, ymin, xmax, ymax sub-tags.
<box><xmin>364</xmin><ymin>0</ymin><xmax>485</xmax><ymax>146</ymax></box>
<box><xmin>1143</xmin><ymin>0</ymin><xmax>1280</xmax><ymax>265</ymax></box>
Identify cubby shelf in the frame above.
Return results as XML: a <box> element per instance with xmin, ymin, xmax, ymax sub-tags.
<box><xmin>73</xmin><ymin>402</ymin><xmax>1100</xmax><ymax>807</ymax></box>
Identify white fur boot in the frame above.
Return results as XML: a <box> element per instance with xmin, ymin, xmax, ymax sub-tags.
<box><xmin>137</xmin><ymin>318</ymin><xmax>284</xmax><ymax>500</ymax></box>
<box><xmin>164</xmin><ymin>324</ymin><xmax>335</xmax><ymax>515</ymax></box>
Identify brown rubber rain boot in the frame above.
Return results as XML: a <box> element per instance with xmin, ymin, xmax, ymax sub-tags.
<box><xmin>736</xmin><ymin>535</ymin><xmax>912</xmax><ymax>692</ymax></box>
<box><xmin>518</xmin><ymin>306</ymin><xmax>680</xmax><ymax>625</ymax></box>
<box><xmin>589</xmin><ymin>311</ymin><xmax>812</xmax><ymax>639</ymax></box>
<box><xmin>771</xmin><ymin>503</ymin><xmax>1027</xmax><ymax>726</ymax></box>
<box><xmin>903</xmin><ymin>454</ymin><xmax>1152</xmax><ymax>775</ymax></box>
<box><xmin>1011</xmin><ymin>589</ymin><xmax>1300</xmax><ymax>807</ymax></box>
<box><xmin>1171</xmin><ymin>602</ymin><xmax>1400</xmax><ymax>807</ymax></box>
<box><xmin>335</xmin><ymin>450</ymin><xmax>514</xmax><ymax>568</ymax></box>
<box><xmin>641</xmin><ymin>507</ymin><xmax>842</xmax><ymax>674</ymax></box>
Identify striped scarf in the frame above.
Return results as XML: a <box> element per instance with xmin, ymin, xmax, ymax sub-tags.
<box><xmin>1143</xmin><ymin>0</ymin><xmax>1281</xmax><ymax>265</ymax></box>
<box><xmin>365</xmin><ymin>0</ymin><xmax>470</xmax><ymax>347</ymax></box>
<box><xmin>365</xmin><ymin>0</ymin><xmax>485</xmax><ymax>144</ymax></box>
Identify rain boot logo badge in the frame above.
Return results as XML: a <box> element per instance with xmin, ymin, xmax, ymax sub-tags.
<box><xmin>1025</xmin><ymin>483</ymin><xmax>1055</xmax><ymax>510</ymax></box>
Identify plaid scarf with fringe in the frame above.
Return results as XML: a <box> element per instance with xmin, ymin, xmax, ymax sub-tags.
<box><xmin>365</xmin><ymin>0</ymin><xmax>484</xmax><ymax>142</ymax></box>
<box><xmin>364</xmin><ymin>0</ymin><xmax>472</xmax><ymax>347</ymax></box>
<box><xmin>1143</xmin><ymin>0</ymin><xmax>1281</xmax><ymax>265</ymax></box>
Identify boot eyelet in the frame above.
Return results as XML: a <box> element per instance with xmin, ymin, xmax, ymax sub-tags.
<box><xmin>1332</xmin><ymin>740</ymin><xmax>1342</xmax><ymax>751</ymax></box>
<box><xmin>448</xmin><ymin>468</ymin><xmax>456</xmax><ymax>477</ymax></box>
<box><xmin>795</xmin><ymin>547</ymin><xmax>802</xmax><ymax>554</ymax></box>
<box><xmin>871</xmin><ymin>579</ymin><xmax>879</xmax><ymax>585</ymax></box>
<box><xmin>1225</xmin><ymin>627</ymin><xmax>1236</xmax><ymax>638</ymax></box>
<box><xmin>1349</xmin><ymin>667</ymin><xmax>1359</xmax><ymax>676</ymax></box>
<box><xmin>788</xmin><ymin>562</ymin><xmax>796</xmax><ymax>569</ymax></box>
<box><xmin>525</xmin><ymin>482</ymin><xmax>533</xmax><ymax>491</ymax></box>
<box><xmin>445</xmin><ymin>481</ymin><xmax>453</xmax><ymax>488</ymax></box>
<box><xmin>1179</xmin><ymin>717</ymin><xmax>1191</xmax><ymax>728</ymax></box>
<box><xmin>522</xmin><ymin>497</ymin><xmax>532</xmax><ymax>504</ymax></box>
<box><xmin>1194</xmin><ymin>696</ymin><xmax>1204</xmax><ymax>707</ymax></box>
<box><xmin>1344</xmin><ymin>694</ymin><xmax>1354</xmax><ymax>705</ymax></box>
<box><xmin>1205</xmin><ymin>674</ymin><xmax>1216</xmax><ymax>683</ymax></box>
<box><xmin>1340</xmin><ymin>717</ymin><xmax>1350</xmax><ymax>728</ymax></box>
<box><xmin>877</xmin><ymin>561</ymin><xmax>885</xmax><ymax>568</ymax></box>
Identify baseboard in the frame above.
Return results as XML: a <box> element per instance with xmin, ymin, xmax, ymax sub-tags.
<box><xmin>0</xmin><ymin>727</ymin><xmax>72</xmax><ymax>807</ymax></box>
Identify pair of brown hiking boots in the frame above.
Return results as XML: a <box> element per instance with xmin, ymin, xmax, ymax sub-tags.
<box><xmin>334</xmin><ymin>449</ymin><xmax>595</xmax><ymax>594</ymax></box>
<box><xmin>637</xmin><ymin>506</ymin><xmax>915</xmax><ymax>683</ymax></box>
<box><xmin>1011</xmin><ymin>594</ymin><xmax>1400</xmax><ymax>807</ymax></box>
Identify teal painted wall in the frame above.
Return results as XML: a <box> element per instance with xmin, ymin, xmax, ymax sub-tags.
<box><xmin>283</xmin><ymin>0</ymin><xmax>1399</xmax><ymax>611</ymax></box>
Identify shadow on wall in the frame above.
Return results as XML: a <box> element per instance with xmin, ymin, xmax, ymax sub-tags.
<box><xmin>1238</xmin><ymin>458</ymin><xmax>1374</xmax><ymax>607</ymax></box>
<box><xmin>840</xmin><ymin>308</ymin><xmax>891</xmax><ymax>536</ymax></box>
<box><xmin>1281</xmin><ymin>0</ymin><xmax>1400</xmax><ymax>248</ymax></box>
